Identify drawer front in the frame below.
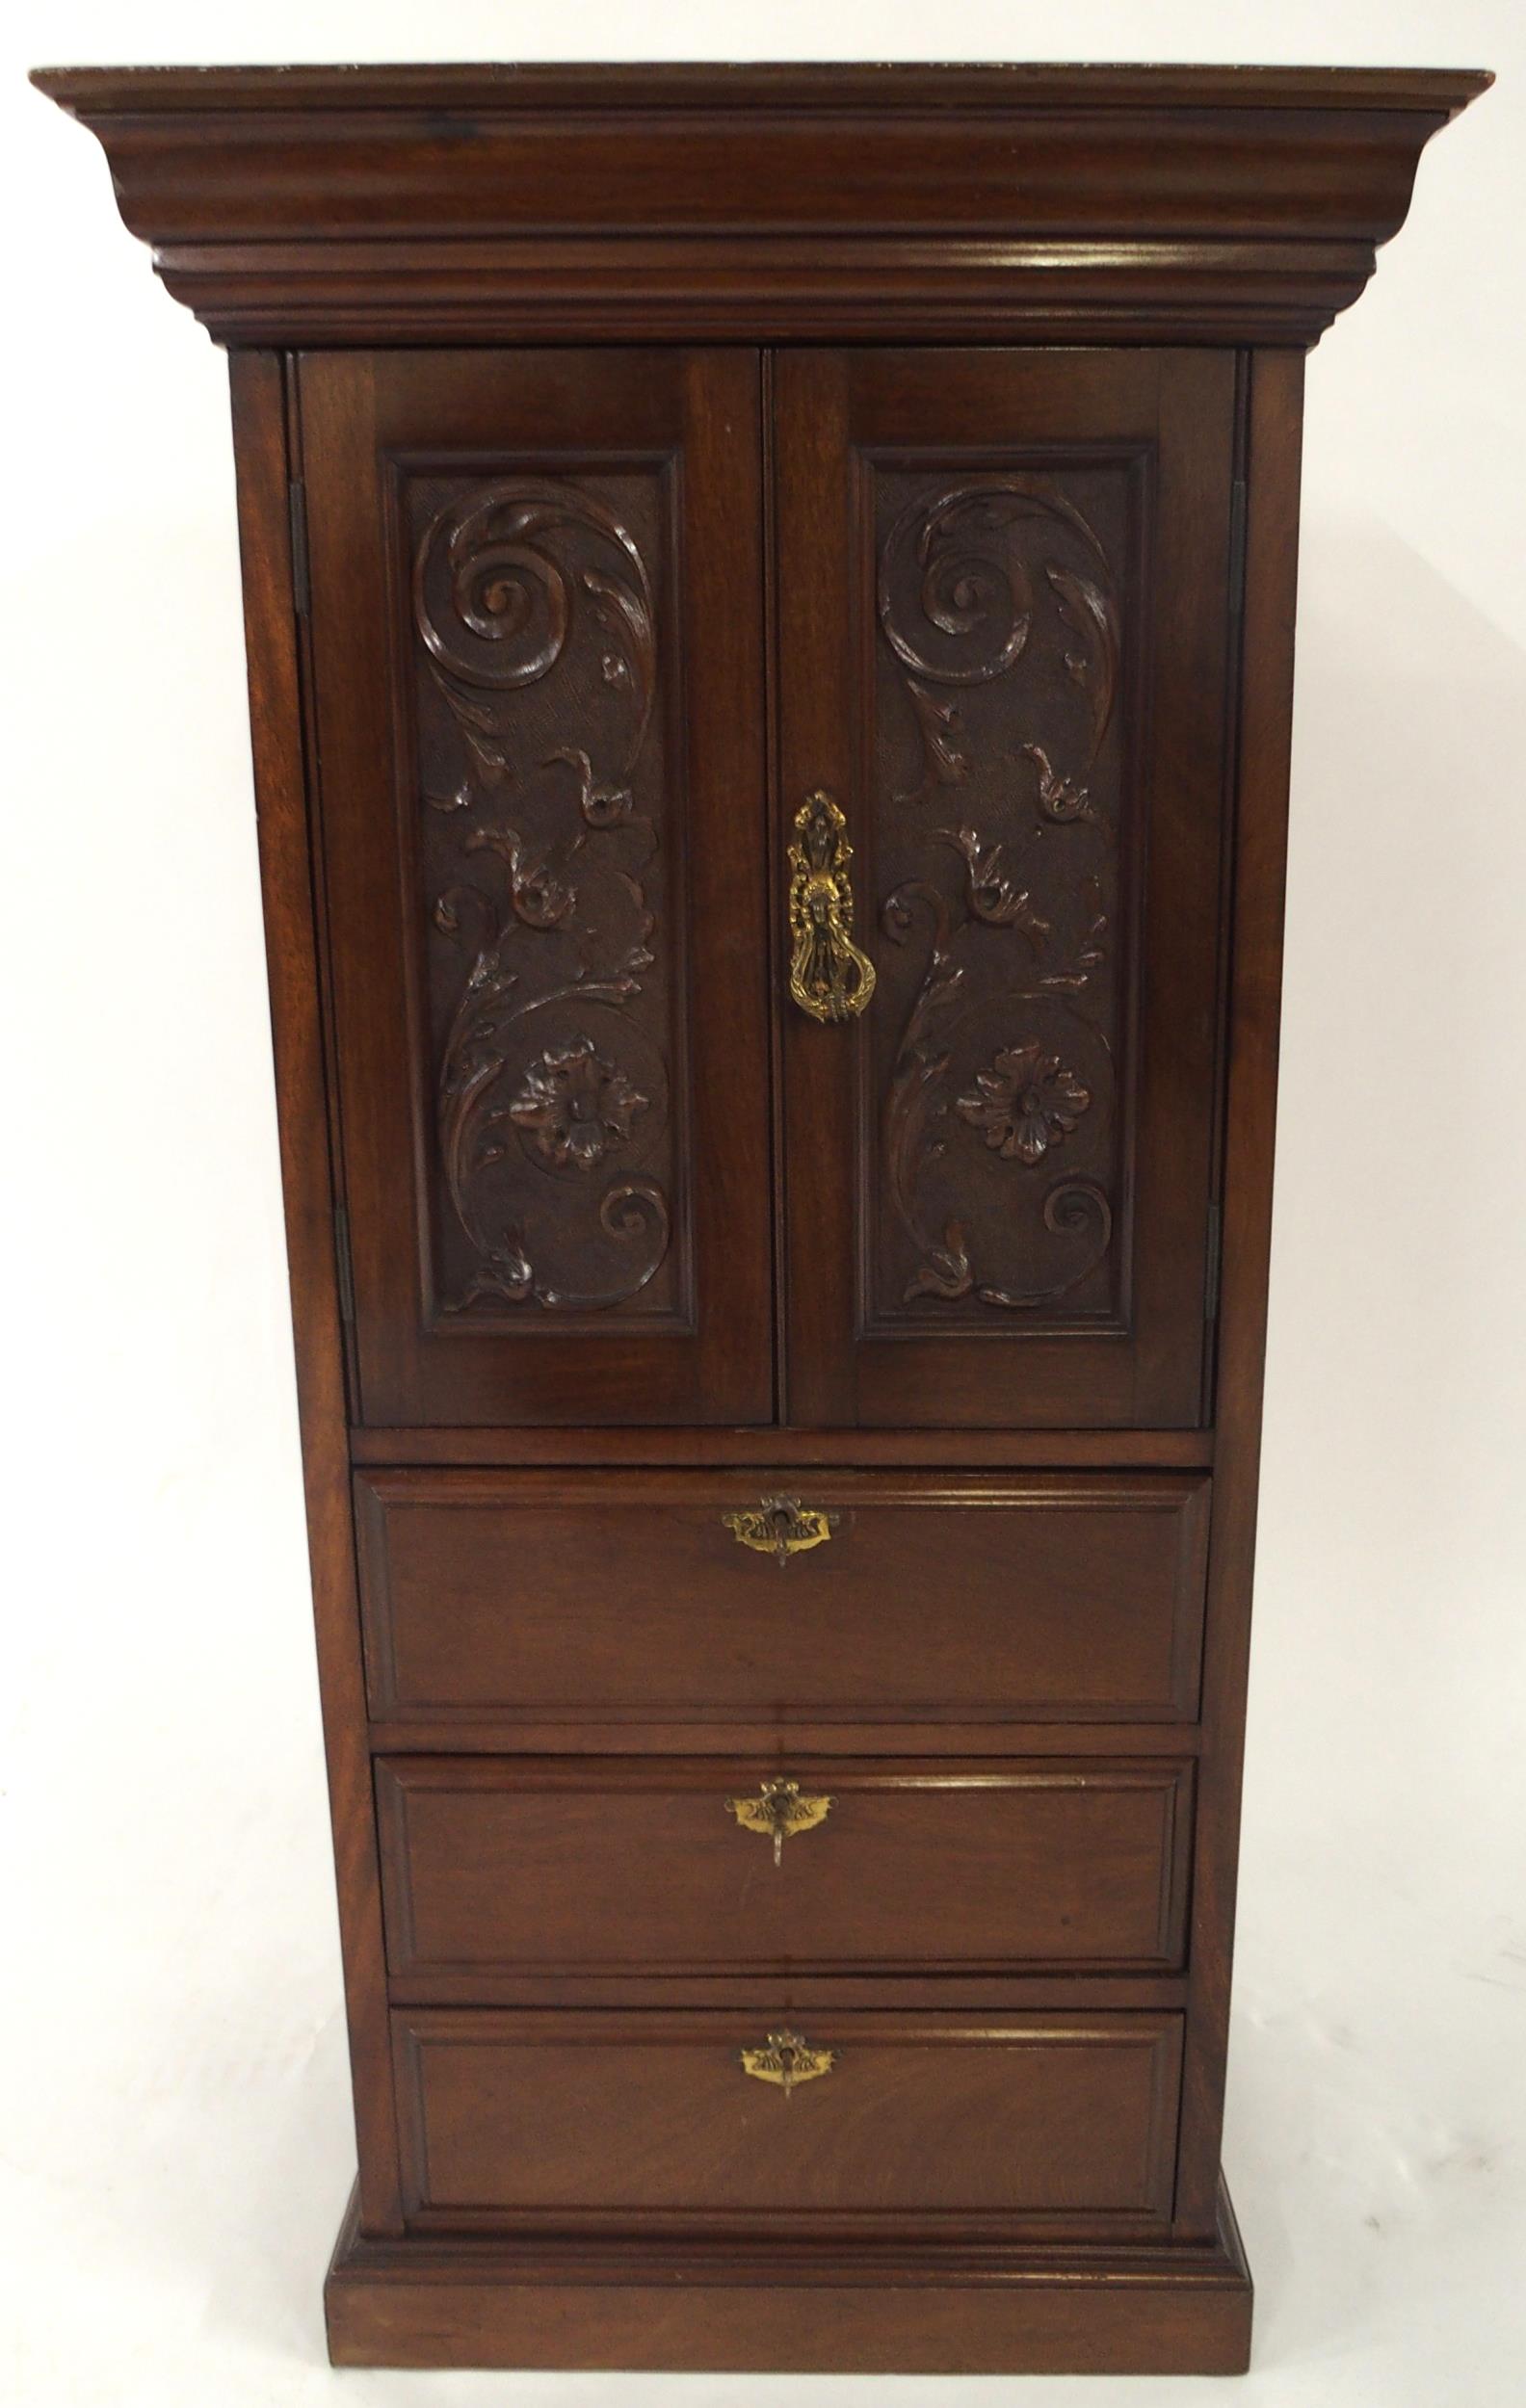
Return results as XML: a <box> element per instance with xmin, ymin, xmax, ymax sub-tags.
<box><xmin>377</xmin><ymin>1756</ymin><xmax>1194</xmax><ymax>1976</ymax></box>
<box><xmin>394</xmin><ymin>2008</ymin><xmax>1182</xmax><ymax>2233</ymax></box>
<box><xmin>357</xmin><ymin>1469</ymin><xmax>1208</xmax><ymax>1724</ymax></box>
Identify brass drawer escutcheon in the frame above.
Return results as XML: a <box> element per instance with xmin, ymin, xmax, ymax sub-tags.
<box><xmin>787</xmin><ymin>791</ymin><xmax>877</xmax><ymax>1022</ymax></box>
<box><xmin>739</xmin><ymin>2028</ymin><xmax>836</xmax><ymax>2097</ymax></box>
<box><xmin>723</xmin><ymin>1496</ymin><xmax>838</xmax><ymax>1565</ymax></box>
<box><xmin>725</xmin><ymin>1776</ymin><xmax>834</xmax><ymax>1867</ymax></box>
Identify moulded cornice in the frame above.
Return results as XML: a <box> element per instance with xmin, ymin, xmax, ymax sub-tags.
<box><xmin>32</xmin><ymin>63</ymin><xmax>1492</xmax><ymax>348</ymax></box>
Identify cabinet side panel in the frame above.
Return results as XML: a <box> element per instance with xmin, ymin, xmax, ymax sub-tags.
<box><xmin>228</xmin><ymin>351</ymin><xmax>404</xmax><ymax>2233</ymax></box>
<box><xmin>1174</xmin><ymin>348</ymin><xmax>1304</xmax><ymax>2233</ymax></box>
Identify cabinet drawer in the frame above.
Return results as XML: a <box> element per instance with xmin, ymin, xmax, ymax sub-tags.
<box><xmin>377</xmin><ymin>1756</ymin><xmax>1194</xmax><ymax>1978</ymax></box>
<box><xmin>357</xmin><ymin>1470</ymin><xmax>1208</xmax><ymax>1726</ymax></box>
<box><xmin>394</xmin><ymin>2008</ymin><xmax>1182</xmax><ymax>2233</ymax></box>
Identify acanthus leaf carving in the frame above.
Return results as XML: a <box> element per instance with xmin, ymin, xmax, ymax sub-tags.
<box><xmin>873</xmin><ymin>469</ymin><xmax>1127</xmax><ymax>1322</ymax></box>
<box><xmin>1023</xmin><ymin>739</ymin><xmax>1096</xmax><ymax>827</ymax></box>
<box><xmin>544</xmin><ymin>744</ymin><xmax>633</xmax><ymax>828</ymax></box>
<box><xmin>414</xmin><ymin>471</ymin><xmax>674</xmax><ymax>1320</ymax></box>
<box><xmin>937</xmin><ymin>825</ymin><xmax>1052</xmax><ymax>944</ymax></box>
<box><xmin>1047</xmin><ymin>563</ymin><xmax>1118</xmax><ymax>759</ymax></box>
<box><xmin>903</xmin><ymin>1221</ymin><xmax>975</xmax><ymax>1303</ymax></box>
<box><xmin>976</xmin><ymin>1181</ymin><xmax>1115</xmax><ymax>1313</ymax></box>
<box><xmin>880</xmin><ymin>477</ymin><xmax>1119</xmax><ymax>805</ymax></box>
<box><xmin>461</xmin><ymin>824</ymin><xmax>578</xmax><ymax>930</ymax></box>
<box><xmin>896</xmin><ymin>679</ymin><xmax>972</xmax><ymax>803</ymax></box>
<box><xmin>581</xmin><ymin>563</ymin><xmax>655</xmax><ymax>743</ymax></box>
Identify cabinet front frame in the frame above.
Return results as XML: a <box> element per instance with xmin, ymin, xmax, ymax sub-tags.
<box><xmin>235</xmin><ymin>339</ymin><xmax>1294</xmax><ymax>2267</ymax></box>
<box><xmin>295</xmin><ymin>341</ymin><xmax>1242</xmax><ymax>1439</ymax></box>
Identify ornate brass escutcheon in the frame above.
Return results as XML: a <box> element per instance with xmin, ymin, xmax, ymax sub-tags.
<box><xmin>725</xmin><ymin>1776</ymin><xmax>834</xmax><ymax>1867</ymax></box>
<box><xmin>787</xmin><ymin>791</ymin><xmax>877</xmax><ymax>1022</ymax></box>
<box><xmin>739</xmin><ymin>2029</ymin><xmax>835</xmax><ymax>2098</ymax></box>
<box><xmin>723</xmin><ymin>1496</ymin><xmax>838</xmax><ymax>1565</ymax></box>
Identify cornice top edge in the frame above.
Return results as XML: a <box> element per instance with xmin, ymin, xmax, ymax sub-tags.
<box><xmin>31</xmin><ymin>61</ymin><xmax>1495</xmax><ymax>120</ymax></box>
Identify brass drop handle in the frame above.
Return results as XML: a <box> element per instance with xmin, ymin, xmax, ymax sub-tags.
<box><xmin>787</xmin><ymin>791</ymin><xmax>877</xmax><ymax>1022</ymax></box>
<box><xmin>725</xmin><ymin>1776</ymin><xmax>834</xmax><ymax>1867</ymax></box>
<box><xmin>723</xmin><ymin>1496</ymin><xmax>838</xmax><ymax>1565</ymax></box>
<box><xmin>739</xmin><ymin>2029</ymin><xmax>835</xmax><ymax>2098</ymax></box>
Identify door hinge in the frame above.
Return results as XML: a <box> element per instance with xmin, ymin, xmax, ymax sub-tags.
<box><xmin>332</xmin><ymin>1201</ymin><xmax>355</xmax><ymax>1325</ymax></box>
<box><xmin>1227</xmin><ymin>477</ymin><xmax>1248</xmax><ymax>597</ymax></box>
<box><xmin>1204</xmin><ymin>1200</ymin><xmax>1223</xmax><ymax>1325</ymax></box>
<box><xmin>288</xmin><ymin>477</ymin><xmax>310</xmax><ymax>617</ymax></box>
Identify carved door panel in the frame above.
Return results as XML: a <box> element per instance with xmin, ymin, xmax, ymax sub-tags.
<box><xmin>301</xmin><ymin>351</ymin><xmax>772</xmax><ymax>1426</ymax></box>
<box><xmin>775</xmin><ymin>350</ymin><xmax>1236</xmax><ymax>1427</ymax></box>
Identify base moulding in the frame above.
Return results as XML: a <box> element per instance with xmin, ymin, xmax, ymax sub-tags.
<box><xmin>325</xmin><ymin>2174</ymin><xmax>1252</xmax><ymax>2373</ymax></box>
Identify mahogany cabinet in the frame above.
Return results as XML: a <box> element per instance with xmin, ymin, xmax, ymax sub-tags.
<box><xmin>37</xmin><ymin>62</ymin><xmax>1488</xmax><ymax>2377</ymax></box>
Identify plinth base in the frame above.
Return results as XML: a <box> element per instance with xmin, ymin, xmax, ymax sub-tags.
<box><xmin>325</xmin><ymin>2179</ymin><xmax>1252</xmax><ymax>2374</ymax></box>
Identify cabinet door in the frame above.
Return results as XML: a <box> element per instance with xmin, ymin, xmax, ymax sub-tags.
<box><xmin>300</xmin><ymin>352</ymin><xmax>772</xmax><ymax>1426</ymax></box>
<box><xmin>775</xmin><ymin>350</ymin><xmax>1236</xmax><ymax>1428</ymax></box>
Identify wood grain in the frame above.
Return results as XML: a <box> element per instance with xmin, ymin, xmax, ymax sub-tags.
<box><xmin>1174</xmin><ymin>348</ymin><xmax>1305</xmax><ymax>2237</ymax></box>
<box><xmin>776</xmin><ymin>348</ymin><xmax>1234</xmax><ymax>1428</ymax></box>
<box><xmin>392</xmin><ymin>2006</ymin><xmax>1183</xmax><ymax>2232</ymax></box>
<box><xmin>227</xmin><ymin>353</ymin><xmax>403</xmax><ymax>2233</ymax></box>
<box><xmin>325</xmin><ymin>2172</ymin><xmax>1253</xmax><ymax>2372</ymax></box>
<box><xmin>36</xmin><ymin>64</ymin><xmax>1489</xmax><ymax>348</ymax></box>
<box><xmin>348</xmin><ymin>1424</ymin><xmax>1215</xmax><ymax>1467</ymax></box>
<box><xmin>375</xmin><ymin>1754</ymin><xmax>1195</xmax><ymax>1979</ymax></box>
<box><xmin>298</xmin><ymin>348</ymin><xmax>773</xmax><ymax>1427</ymax></box>
<box><xmin>354</xmin><ymin>1467</ymin><xmax>1210</xmax><ymax>1726</ymax></box>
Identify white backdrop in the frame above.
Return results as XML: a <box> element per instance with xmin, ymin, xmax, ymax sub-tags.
<box><xmin>3</xmin><ymin>6</ymin><xmax>1523</xmax><ymax>2404</ymax></box>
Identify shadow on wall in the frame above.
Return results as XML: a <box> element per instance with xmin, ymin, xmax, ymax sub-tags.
<box><xmin>1223</xmin><ymin>524</ymin><xmax>1525</xmax><ymax>2395</ymax></box>
<box><xmin>1262</xmin><ymin>509</ymin><xmax>1525</xmax><ymax>1636</ymax></box>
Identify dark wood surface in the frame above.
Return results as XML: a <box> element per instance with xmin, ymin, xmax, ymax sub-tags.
<box><xmin>393</xmin><ymin>2006</ymin><xmax>1182</xmax><ymax>2229</ymax></box>
<box><xmin>776</xmin><ymin>346</ymin><xmax>1234</xmax><ymax>1426</ymax></box>
<box><xmin>1174</xmin><ymin>348</ymin><xmax>1306</xmax><ymax>2238</ymax></box>
<box><xmin>368</xmin><ymin>1717</ymin><xmax>1203</xmax><ymax>1767</ymax></box>
<box><xmin>300</xmin><ymin>347</ymin><xmax>773</xmax><ymax>1427</ymax></box>
<box><xmin>38</xmin><ymin>55</ymin><xmax>1490</xmax><ymax>2381</ymax></box>
<box><xmin>302</xmin><ymin>339</ymin><xmax>1235</xmax><ymax>1437</ymax></box>
<box><xmin>35</xmin><ymin>63</ymin><xmax>1489</xmax><ymax>347</ymax></box>
<box><xmin>227</xmin><ymin>353</ymin><xmax>404</xmax><ymax>2236</ymax></box>
<box><xmin>29</xmin><ymin>61</ymin><xmax>1492</xmax><ymax>107</ymax></box>
<box><xmin>324</xmin><ymin>2171</ymin><xmax>1252</xmax><ymax>2371</ymax></box>
<box><xmin>355</xmin><ymin>1468</ymin><xmax>1209</xmax><ymax>1725</ymax></box>
<box><xmin>375</xmin><ymin>1755</ymin><xmax>1194</xmax><ymax>1979</ymax></box>
<box><xmin>349</xmin><ymin>1423</ymin><xmax>1215</xmax><ymax>1466</ymax></box>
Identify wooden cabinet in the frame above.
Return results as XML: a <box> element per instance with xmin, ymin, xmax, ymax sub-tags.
<box><xmin>39</xmin><ymin>58</ymin><xmax>1488</xmax><ymax>2379</ymax></box>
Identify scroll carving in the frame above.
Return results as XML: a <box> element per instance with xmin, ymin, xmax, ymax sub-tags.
<box><xmin>872</xmin><ymin>468</ymin><xmax>1129</xmax><ymax>1323</ymax></box>
<box><xmin>879</xmin><ymin>478</ymin><xmax>1118</xmax><ymax>808</ymax></box>
<box><xmin>412</xmin><ymin>473</ymin><xmax>678</xmax><ymax>1319</ymax></box>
